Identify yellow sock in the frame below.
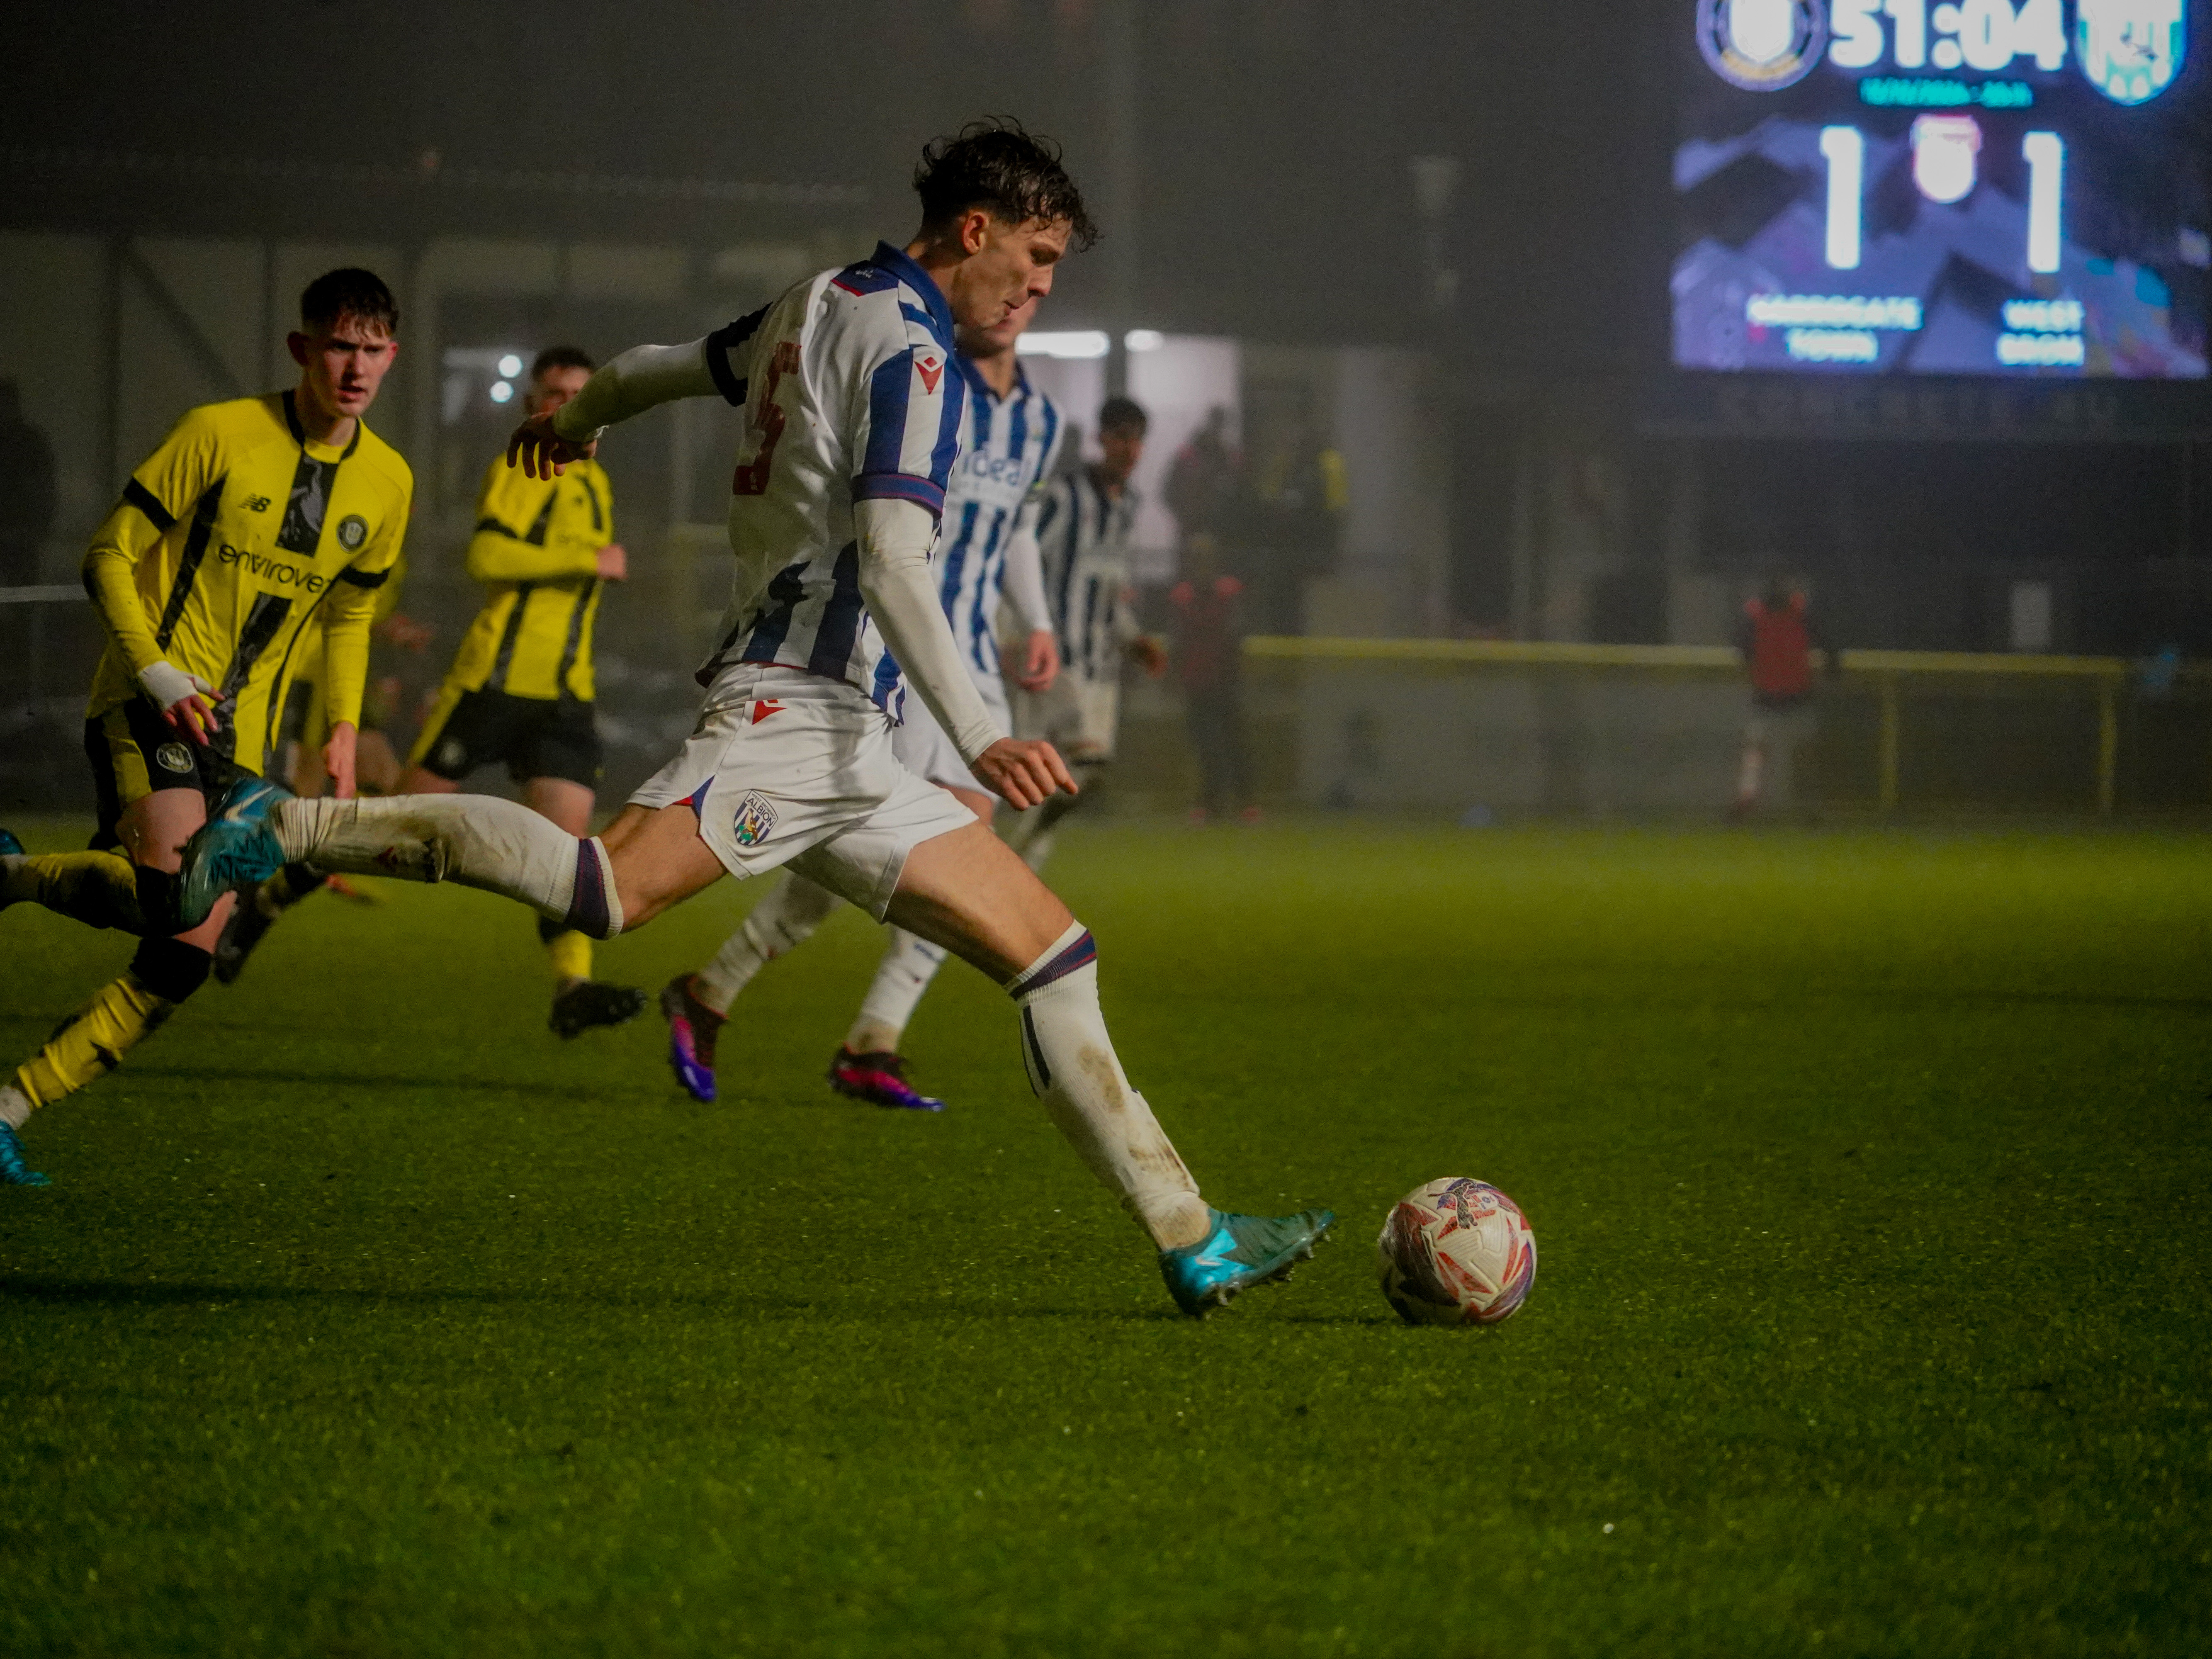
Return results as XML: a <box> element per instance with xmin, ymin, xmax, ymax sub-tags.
<box><xmin>2</xmin><ymin>851</ymin><xmax>143</xmax><ymax>933</ymax></box>
<box><xmin>13</xmin><ymin>974</ymin><xmax>172</xmax><ymax>1109</ymax></box>
<box><xmin>546</xmin><ymin>928</ymin><xmax>592</xmax><ymax>985</ymax></box>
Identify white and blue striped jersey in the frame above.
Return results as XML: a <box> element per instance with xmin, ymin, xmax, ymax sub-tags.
<box><xmin>694</xmin><ymin>241</ymin><xmax>965</xmax><ymax>713</ymax></box>
<box><xmin>936</xmin><ymin>359</ymin><xmax>1062</xmax><ymax>681</ymax></box>
<box><xmin>1038</xmin><ymin>468</ymin><xmax>1141</xmax><ymax>685</ymax></box>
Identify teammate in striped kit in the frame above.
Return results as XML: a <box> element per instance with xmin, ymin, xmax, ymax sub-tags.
<box><xmin>657</xmin><ymin>297</ymin><xmax>1069</xmax><ymax>1113</ymax></box>
<box><xmin>1004</xmin><ymin>395</ymin><xmax>1163</xmax><ymax>872</ymax></box>
<box><xmin>179</xmin><ymin>123</ymin><xmax>1332</xmax><ymax>1316</ymax></box>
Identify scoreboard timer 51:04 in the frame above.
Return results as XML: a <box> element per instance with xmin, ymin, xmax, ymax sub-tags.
<box><xmin>1676</xmin><ymin>1</ymin><xmax>2208</xmax><ymax>377</ymax></box>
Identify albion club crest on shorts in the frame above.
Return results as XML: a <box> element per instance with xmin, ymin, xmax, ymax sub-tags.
<box><xmin>732</xmin><ymin>791</ymin><xmax>778</xmax><ymax>848</ymax></box>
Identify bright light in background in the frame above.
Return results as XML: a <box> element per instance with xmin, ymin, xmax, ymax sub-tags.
<box><xmin>1017</xmin><ymin>331</ymin><xmax>1111</xmax><ymax>359</ymax></box>
<box><xmin>1125</xmin><ymin>330</ymin><xmax>1164</xmax><ymax>352</ymax></box>
<box><xmin>497</xmin><ymin>354</ymin><xmax>524</xmax><ymax>379</ymax></box>
<box><xmin>489</xmin><ymin>381</ymin><xmax>514</xmax><ymax>404</ymax></box>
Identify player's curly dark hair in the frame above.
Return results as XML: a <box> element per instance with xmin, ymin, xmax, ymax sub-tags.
<box><xmin>1098</xmin><ymin>395</ymin><xmax>1148</xmax><ymax>435</ymax></box>
<box><xmin>914</xmin><ymin>119</ymin><xmax>1097</xmax><ymax>249</ymax></box>
<box><xmin>299</xmin><ymin>268</ymin><xmax>399</xmax><ymax>337</ymax></box>
<box><xmin>530</xmin><ymin>345</ymin><xmax>595</xmax><ymax>381</ymax></box>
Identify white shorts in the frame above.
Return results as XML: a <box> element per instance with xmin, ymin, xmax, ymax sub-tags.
<box><xmin>630</xmin><ymin>665</ymin><xmax>977</xmax><ymax>920</ymax></box>
<box><xmin>892</xmin><ymin>667</ymin><xmax>1008</xmax><ymax>793</ymax></box>
<box><xmin>1013</xmin><ymin>671</ymin><xmax>1122</xmax><ymax>763</ymax></box>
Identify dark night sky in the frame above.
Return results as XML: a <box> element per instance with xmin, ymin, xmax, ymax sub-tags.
<box><xmin>0</xmin><ymin>0</ymin><xmax>1662</xmax><ymax>362</ymax></box>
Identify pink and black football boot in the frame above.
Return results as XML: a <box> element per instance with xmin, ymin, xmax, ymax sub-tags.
<box><xmin>659</xmin><ymin>975</ymin><xmax>724</xmax><ymax>1103</ymax></box>
<box><xmin>826</xmin><ymin>1047</ymin><xmax>944</xmax><ymax>1112</ymax></box>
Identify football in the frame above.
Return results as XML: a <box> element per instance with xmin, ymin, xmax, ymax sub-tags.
<box><xmin>1376</xmin><ymin>1177</ymin><xmax>1538</xmax><ymax>1326</ymax></box>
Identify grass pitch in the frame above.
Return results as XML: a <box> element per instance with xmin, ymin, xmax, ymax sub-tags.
<box><xmin>2</xmin><ymin>819</ymin><xmax>2208</xmax><ymax>1657</ymax></box>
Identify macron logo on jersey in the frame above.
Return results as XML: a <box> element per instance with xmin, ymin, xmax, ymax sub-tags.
<box><xmin>916</xmin><ymin>354</ymin><xmax>944</xmax><ymax>394</ymax></box>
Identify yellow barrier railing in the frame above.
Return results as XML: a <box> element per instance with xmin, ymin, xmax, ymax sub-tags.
<box><xmin>1243</xmin><ymin>635</ymin><xmax>2210</xmax><ymax>817</ymax></box>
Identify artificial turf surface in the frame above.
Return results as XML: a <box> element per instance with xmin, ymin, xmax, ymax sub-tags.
<box><xmin>1</xmin><ymin>817</ymin><xmax>2207</xmax><ymax>1657</ymax></box>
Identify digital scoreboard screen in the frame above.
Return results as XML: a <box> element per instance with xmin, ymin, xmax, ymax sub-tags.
<box><xmin>1675</xmin><ymin>1</ymin><xmax>2209</xmax><ymax>377</ymax></box>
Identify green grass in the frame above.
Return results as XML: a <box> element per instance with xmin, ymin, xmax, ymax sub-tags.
<box><xmin>3</xmin><ymin>818</ymin><xmax>2209</xmax><ymax>1657</ymax></box>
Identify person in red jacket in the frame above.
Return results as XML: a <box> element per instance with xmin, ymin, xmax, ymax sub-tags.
<box><xmin>1170</xmin><ymin>534</ymin><xmax>1256</xmax><ymax>822</ymax></box>
<box><xmin>1732</xmin><ymin>579</ymin><xmax>1838</xmax><ymax>820</ymax></box>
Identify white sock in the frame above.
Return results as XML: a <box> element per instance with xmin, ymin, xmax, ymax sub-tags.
<box><xmin>1009</xmin><ymin>921</ymin><xmax>1209</xmax><ymax>1251</ymax></box>
<box><xmin>1737</xmin><ymin>744</ymin><xmax>1764</xmax><ymax>803</ymax></box>
<box><xmin>844</xmin><ymin>927</ymin><xmax>949</xmax><ymax>1054</ymax></box>
<box><xmin>694</xmin><ymin>874</ymin><xmax>842</xmax><ymax>1015</ymax></box>
<box><xmin>0</xmin><ymin>1084</ymin><xmax>30</xmax><ymax>1130</ymax></box>
<box><xmin>274</xmin><ymin>794</ymin><xmax>623</xmax><ymax>937</ymax></box>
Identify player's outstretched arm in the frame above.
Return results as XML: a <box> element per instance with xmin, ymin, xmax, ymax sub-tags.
<box><xmin>854</xmin><ymin>497</ymin><xmax>1074</xmax><ymax>811</ymax></box>
<box><xmin>506</xmin><ymin>414</ymin><xmax>596</xmax><ymax>481</ymax></box>
<box><xmin>508</xmin><ymin>339</ymin><xmax>722</xmax><ymax>478</ymax></box>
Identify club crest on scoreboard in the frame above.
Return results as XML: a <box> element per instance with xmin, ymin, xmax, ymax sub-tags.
<box><xmin>1697</xmin><ymin>0</ymin><xmax>1828</xmax><ymax>91</ymax></box>
<box><xmin>2078</xmin><ymin>0</ymin><xmax>2187</xmax><ymax>105</ymax></box>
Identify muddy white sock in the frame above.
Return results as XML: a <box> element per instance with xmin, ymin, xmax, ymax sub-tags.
<box><xmin>1007</xmin><ymin>922</ymin><xmax>1209</xmax><ymax>1251</ymax></box>
<box><xmin>0</xmin><ymin>1084</ymin><xmax>30</xmax><ymax>1131</ymax></box>
<box><xmin>694</xmin><ymin>874</ymin><xmax>842</xmax><ymax>1015</ymax></box>
<box><xmin>845</xmin><ymin>927</ymin><xmax>949</xmax><ymax>1054</ymax></box>
<box><xmin>274</xmin><ymin>794</ymin><xmax>622</xmax><ymax>937</ymax></box>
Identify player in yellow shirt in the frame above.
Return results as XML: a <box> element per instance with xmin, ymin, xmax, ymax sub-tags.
<box><xmin>0</xmin><ymin>269</ymin><xmax>410</xmax><ymax>1186</ymax></box>
<box><xmin>212</xmin><ymin>346</ymin><xmax>644</xmax><ymax>1038</ymax></box>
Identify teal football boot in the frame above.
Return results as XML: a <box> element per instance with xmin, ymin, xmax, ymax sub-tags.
<box><xmin>1159</xmin><ymin>1207</ymin><xmax>1334</xmax><ymax>1317</ymax></box>
<box><xmin>0</xmin><ymin>828</ymin><xmax>24</xmax><ymax>857</ymax></box>
<box><xmin>1</xmin><ymin>1122</ymin><xmax>49</xmax><ymax>1187</ymax></box>
<box><xmin>177</xmin><ymin>777</ymin><xmax>293</xmax><ymax>929</ymax></box>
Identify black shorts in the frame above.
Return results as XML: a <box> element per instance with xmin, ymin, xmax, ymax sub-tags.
<box><xmin>411</xmin><ymin>686</ymin><xmax>602</xmax><ymax>788</ymax></box>
<box><xmin>83</xmin><ymin>700</ymin><xmax>241</xmax><ymax>851</ymax></box>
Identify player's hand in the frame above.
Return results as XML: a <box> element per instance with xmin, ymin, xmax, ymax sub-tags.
<box><xmin>138</xmin><ymin>660</ymin><xmax>221</xmax><ymax>745</ymax></box>
<box><xmin>970</xmin><ymin>737</ymin><xmax>1077</xmax><ymax>810</ymax></box>
<box><xmin>323</xmin><ymin>721</ymin><xmax>359</xmax><ymax>800</ymax></box>
<box><xmin>596</xmin><ymin>542</ymin><xmax>629</xmax><ymax>581</ymax></box>
<box><xmin>1014</xmin><ymin>629</ymin><xmax>1059</xmax><ymax>692</ymax></box>
<box><xmin>508</xmin><ymin>412</ymin><xmax>597</xmax><ymax>479</ymax></box>
<box><xmin>1129</xmin><ymin>635</ymin><xmax>1169</xmax><ymax>676</ymax></box>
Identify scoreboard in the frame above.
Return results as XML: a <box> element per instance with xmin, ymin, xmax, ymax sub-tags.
<box><xmin>1674</xmin><ymin>1</ymin><xmax>2209</xmax><ymax>378</ymax></box>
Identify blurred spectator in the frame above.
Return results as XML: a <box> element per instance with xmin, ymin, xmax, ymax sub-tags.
<box><xmin>1170</xmin><ymin>534</ymin><xmax>1256</xmax><ymax>822</ymax></box>
<box><xmin>1163</xmin><ymin>405</ymin><xmax>1240</xmax><ymax>544</ymax></box>
<box><xmin>1242</xmin><ymin>405</ymin><xmax>1346</xmax><ymax>635</ymax></box>
<box><xmin>1732</xmin><ymin>577</ymin><xmax>1839</xmax><ymax>821</ymax></box>
<box><xmin>0</xmin><ymin>380</ymin><xmax>58</xmax><ymax>588</ymax></box>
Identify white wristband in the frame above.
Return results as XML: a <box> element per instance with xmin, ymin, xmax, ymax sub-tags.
<box><xmin>137</xmin><ymin>660</ymin><xmax>213</xmax><ymax>712</ymax></box>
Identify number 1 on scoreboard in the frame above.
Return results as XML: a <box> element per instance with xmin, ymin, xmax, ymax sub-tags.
<box><xmin>1821</xmin><ymin>126</ymin><xmax>1866</xmax><ymax>270</ymax></box>
<box><xmin>2024</xmin><ymin>131</ymin><xmax>2064</xmax><ymax>275</ymax></box>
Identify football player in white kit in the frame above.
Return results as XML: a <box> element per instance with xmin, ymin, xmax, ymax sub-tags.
<box><xmin>657</xmin><ymin>290</ymin><xmax>1067</xmax><ymax>1114</ymax></box>
<box><xmin>178</xmin><ymin>122</ymin><xmax>1332</xmax><ymax>1317</ymax></box>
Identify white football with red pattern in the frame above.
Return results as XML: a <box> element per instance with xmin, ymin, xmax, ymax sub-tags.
<box><xmin>1376</xmin><ymin>1177</ymin><xmax>1537</xmax><ymax>1326</ymax></box>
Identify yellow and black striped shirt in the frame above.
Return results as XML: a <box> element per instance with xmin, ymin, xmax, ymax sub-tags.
<box><xmin>83</xmin><ymin>391</ymin><xmax>412</xmax><ymax>777</ymax></box>
<box><xmin>440</xmin><ymin>456</ymin><xmax>613</xmax><ymax>703</ymax></box>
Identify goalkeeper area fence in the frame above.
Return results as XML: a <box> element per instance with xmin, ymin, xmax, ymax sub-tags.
<box><xmin>8</xmin><ymin>574</ymin><xmax>2210</xmax><ymax>823</ymax></box>
<box><xmin>1201</xmin><ymin>638</ymin><xmax>2212</xmax><ymax>822</ymax></box>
